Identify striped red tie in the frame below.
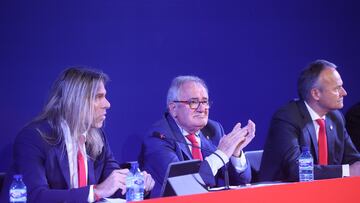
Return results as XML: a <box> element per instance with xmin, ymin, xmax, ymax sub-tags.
<box><xmin>316</xmin><ymin>119</ymin><xmax>328</xmax><ymax>165</ymax></box>
<box><xmin>186</xmin><ymin>134</ymin><xmax>203</xmax><ymax>161</ymax></box>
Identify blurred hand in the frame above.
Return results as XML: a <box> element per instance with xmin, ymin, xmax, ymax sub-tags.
<box><xmin>217</xmin><ymin>122</ymin><xmax>248</xmax><ymax>158</ymax></box>
<box><xmin>142</xmin><ymin>171</ymin><xmax>155</xmax><ymax>193</ymax></box>
<box><xmin>350</xmin><ymin>161</ymin><xmax>360</xmax><ymax>176</ymax></box>
<box><xmin>233</xmin><ymin>120</ymin><xmax>256</xmax><ymax>157</ymax></box>
<box><xmin>94</xmin><ymin>168</ymin><xmax>129</xmax><ymax>198</ymax></box>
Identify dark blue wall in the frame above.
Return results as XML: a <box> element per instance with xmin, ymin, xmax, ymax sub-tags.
<box><xmin>1</xmin><ymin>0</ymin><xmax>359</xmax><ymax>171</ymax></box>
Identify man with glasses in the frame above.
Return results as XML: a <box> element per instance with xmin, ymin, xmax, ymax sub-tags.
<box><xmin>140</xmin><ymin>75</ymin><xmax>255</xmax><ymax>198</ymax></box>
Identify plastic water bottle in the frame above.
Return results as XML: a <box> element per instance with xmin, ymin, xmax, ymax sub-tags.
<box><xmin>126</xmin><ymin>161</ymin><xmax>144</xmax><ymax>202</ymax></box>
<box><xmin>9</xmin><ymin>174</ymin><xmax>27</xmax><ymax>203</ymax></box>
<box><xmin>298</xmin><ymin>146</ymin><xmax>314</xmax><ymax>182</ymax></box>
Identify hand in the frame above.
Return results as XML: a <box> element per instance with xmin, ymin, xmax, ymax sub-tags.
<box><xmin>94</xmin><ymin>169</ymin><xmax>129</xmax><ymax>198</ymax></box>
<box><xmin>142</xmin><ymin>171</ymin><xmax>155</xmax><ymax>193</ymax></box>
<box><xmin>350</xmin><ymin>161</ymin><xmax>360</xmax><ymax>176</ymax></box>
<box><xmin>217</xmin><ymin>122</ymin><xmax>248</xmax><ymax>158</ymax></box>
<box><xmin>233</xmin><ymin>120</ymin><xmax>256</xmax><ymax>157</ymax></box>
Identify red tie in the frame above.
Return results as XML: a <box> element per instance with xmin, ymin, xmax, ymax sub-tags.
<box><xmin>186</xmin><ymin>134</ymin><xmax>203</xmax><ymax>161</ymax></box>
<box><xmin>77</xmin><ymin>136</ymin><xmax>87</xmax><ymax>187</ymax></box>
<box><xmin>316</xmin><ymin>119</ymin><xmax>328</xmax><ymax>165</ymax></box>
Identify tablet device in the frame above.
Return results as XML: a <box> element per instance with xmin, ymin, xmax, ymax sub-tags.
<box><xmin>160</xmin><ymin>159</ymin><xmax>208</xmax><ymax>197</ymax></box>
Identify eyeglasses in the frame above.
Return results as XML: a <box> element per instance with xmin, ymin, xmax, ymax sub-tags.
<box><xmin>173</xmin><ymin>99</ymin><xmax>211</xmax><ymax>110</ymax></box>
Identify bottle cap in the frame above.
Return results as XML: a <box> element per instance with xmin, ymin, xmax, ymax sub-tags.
<box><xmin>13</xmin><ymin>174</ymin><xmax>22</xmax><ymax>179</ymax></box>
<box><xmin>130</xmin><ymin>161</ymin><xmax>139</xmax><ymax>168</ymax></box>
<box><xmin>301</xmin><ymin>146</ymin><xmax>310</xmax><ymax>152</ymax></box>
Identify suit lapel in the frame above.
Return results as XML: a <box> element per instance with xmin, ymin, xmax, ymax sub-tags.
<box><xmin>298</xmin><ymin>101</ymin><xmax>319</xmax><ymax>162</ymax></box>
<box><xmin>304</xmin><ymin>122</ymin><xmax>319</xmax><ymax>162</ymax></box>
<box><xmin>164</xmin><ymin>113</ymin><xmax>193</xmax><ymax>160</ymax></box>
<box><xmin>87</xmin><ymin>157</ymin><xmax>96</xmax><ymax>185</ymax></box>
<box><xmin>199</xmin><ymin>132</ymin><xmax>216</xmax><ymax>157</ymax></box>
<box><xmin>55</xmin><ymin>145</ymin><xmax>71</xmax><ymax>188</ymax></box>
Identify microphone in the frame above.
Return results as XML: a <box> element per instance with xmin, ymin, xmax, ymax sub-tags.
<box><xmin>152</xmin><ymin>131</ymin><xmax>230</xmax><ymax>190</ymax></box>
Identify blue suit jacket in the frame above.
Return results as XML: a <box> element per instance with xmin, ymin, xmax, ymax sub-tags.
<box><xmin>0</xmin><ymin>120</ymin><xmax>120</xmax><ymax>203</ymax></box>
<box><xmin>259</xmin><ymin>99</ymin><xmax>360</xmax><ymax>182</ymax></box>
<box><xmin>140</xmin><ymin>113</ymin><xmax>251</xmax><ymax>198</ymax></box>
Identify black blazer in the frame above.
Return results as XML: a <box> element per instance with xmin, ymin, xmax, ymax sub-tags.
<box><xmin>259</xmin><ymin>99</ymin><xmax>360</xmax><ymax>182</ymax></box>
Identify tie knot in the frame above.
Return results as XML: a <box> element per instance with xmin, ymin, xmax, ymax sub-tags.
<box><xmin>316</xmin><ymin>119</ymin><xmax>325</xmax><ymax>127</ymax></box>
<box><xmin>186</xmin><ymin>134</ymin><xmax>197</xmax><ymax>144</ymax></box>
<box><xmin>185</xmin><ymin>133</ymin><xmax>203</xmax><ymax>160</ymax></box>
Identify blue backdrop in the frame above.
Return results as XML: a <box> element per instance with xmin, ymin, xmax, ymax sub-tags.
<box><xmin>1</xmin><ymin>0</ymin><xmax>359</xmax><ymax>171</ymax></box>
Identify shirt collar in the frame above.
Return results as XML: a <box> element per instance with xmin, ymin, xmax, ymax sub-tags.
<box><xmin>304</xmin><ymin>101</ymin><xmax>326</xmax><ymax>121</ymax></box>
<box><xmin>175</xmin><ymin>122</ymin><xmax>200</xmax><ymax>137</ymax></box>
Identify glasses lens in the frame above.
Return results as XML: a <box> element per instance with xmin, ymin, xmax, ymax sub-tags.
<box><xmin>202</xmin><ymin>101</ymin><xmax>209</xmax><ymax>107</ymax></box>
<box><xmin>189</xmin><ymin>100</ymin><xmax>210</xmax><ymax>109</ymax></box>
<box><xmin>189</xmin><ymin>100</ymin><xmax>200</xmax><ymax>109</ymax></box>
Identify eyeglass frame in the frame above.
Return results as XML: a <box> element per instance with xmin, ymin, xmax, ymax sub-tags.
<box><xmin>172</xmin><ymin>99</ymin><xmax>212</xmax><ymax>110</ymax></box>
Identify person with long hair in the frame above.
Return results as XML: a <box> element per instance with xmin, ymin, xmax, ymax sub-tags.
<box><xmin>0</xmin><ymin>67</ymin><xmax>154</xmax><ymax>202</ymax></box>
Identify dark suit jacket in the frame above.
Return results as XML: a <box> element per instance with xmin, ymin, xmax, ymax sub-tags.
<box><xmin>259</xmin><ymin>99</ymin><xmax>360</xmax><ymax>182</ymax></box>
<box><xmin>346</xmin><ymin>102</ymin><xmax>360</xmax><ymax>152</ymax></box>
<box><xmin>140</xmin><ymin>113</ymin><xmax>251</xmax><ymax>198</ymax></box>
<box><xmin>0</xmin><ymin>120</ymin><xmax>120</xmax><ymax>203</ymax></box>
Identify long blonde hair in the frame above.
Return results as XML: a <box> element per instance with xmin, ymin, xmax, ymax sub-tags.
<box><xmin>34</xmin><ymin>67</ymin><xmax>109</xmax><ymax>158</ymax></box>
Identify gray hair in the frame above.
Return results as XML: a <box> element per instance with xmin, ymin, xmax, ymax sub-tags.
<box><xmin>166</xmin><ymin>75</ymin><xmax>208</xmax><ymax>107</ymax></box>
<box><xmin>34</xmin><ymin>67</ymin><xmax>109</xmax><ymax>158</ymax></box>
<box><xmin>297</xmin><ymin>59</ymin><xmax>337</xmax><ymax>101</ymax></box>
